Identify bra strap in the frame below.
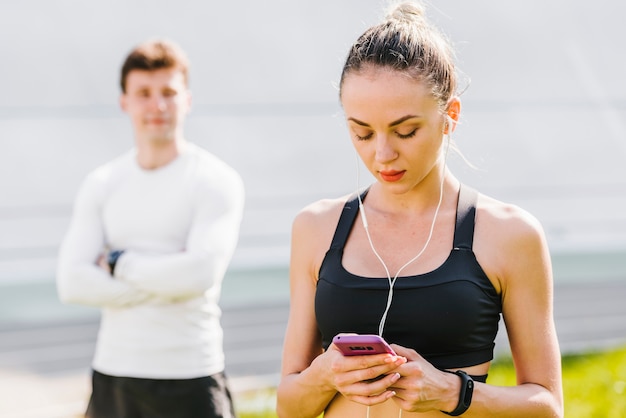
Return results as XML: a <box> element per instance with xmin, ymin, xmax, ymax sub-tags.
<box><xmin>453</xmin><ymin>184</ymin><xmax>478</xmax><ymax>250</ymax></box>
<box><xmin>331</xmin><ymin>185</ymin><xmax>477</xmax><ymax>250</ymax></box>
<box><xmin>329</xmin><ymin>188</ymin><xmax>369</xmax><ymax>249</ymax></box>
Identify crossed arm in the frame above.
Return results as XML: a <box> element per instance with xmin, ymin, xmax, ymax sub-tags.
<box><xmin>56</xmin><ymin>173</ymin><xmax>244</xmax><ymax>308</ymax></box>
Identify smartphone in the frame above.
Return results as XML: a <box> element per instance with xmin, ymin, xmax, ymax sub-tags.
<box><xmin>332</xmin><ymin>333</ymin><xmax>396</xmax><ymax>356</ymax></box>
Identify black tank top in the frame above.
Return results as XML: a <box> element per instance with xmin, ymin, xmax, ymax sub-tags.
<box><xmin>315</xmin><ymin>185</ymin><xmax>502</xmax><ymax>370</ymax></box>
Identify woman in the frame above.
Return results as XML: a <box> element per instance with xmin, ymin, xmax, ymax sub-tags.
<box><xmin>277</xmin><ymin>2</ymin><xmax>563</xmax><ymax>417</ymax></box>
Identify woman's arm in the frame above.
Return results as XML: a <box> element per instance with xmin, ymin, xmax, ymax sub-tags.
<box><xmin>479</xmin><ymin>200</ymin><xmax>563</xmax><ymax>416</ymax></box>
<box><xmin>277</xmin><ymin>207</ymin><xmax>339</xmax><ymax>418</ymax></box>
<box><xmin>388</xmin><ymin>198</ymin><xmax>563</xmax><ymax>417</ymax></box>
<box><xmin>276</xmin><ymin>203</ymin><xmax>406</xmax><ymax>418</ymax></box>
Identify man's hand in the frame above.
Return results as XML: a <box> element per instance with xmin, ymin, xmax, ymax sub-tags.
<box><xmin>97</xmin><ymin>253</ymin><xmax>111</xmax><ymax>274</ymax></box>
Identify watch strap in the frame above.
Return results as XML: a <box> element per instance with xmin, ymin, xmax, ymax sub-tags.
<box><xmin>108</xmin><ymin>250</ymin><xmax>125</xmax><ymax>277</ymax></box>
<box><xmin>441</xmin><ymin>370</ymin><xmax>474</xmax><ymax>416</ymax></box>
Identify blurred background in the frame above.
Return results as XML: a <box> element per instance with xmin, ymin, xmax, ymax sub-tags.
<box><xmin>0</xmin><ymin>0</ymin><xmax>625</xmax><ymax>416</ymax></box>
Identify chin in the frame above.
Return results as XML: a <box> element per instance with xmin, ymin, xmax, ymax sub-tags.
<box><xmin>379</xmin><ymin>181</ymin><xmax>411</xmax><ymax>193</ymax></box>
<box><xmin>146</xmin><ymin>133</ymin><xmax>176</xmax><ymax>144</ymax></box>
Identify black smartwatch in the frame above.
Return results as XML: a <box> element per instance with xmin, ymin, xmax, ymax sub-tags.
<box><xmin>107</xmin><ymin>250</ymin><xmax>125</xmax><ymax>277</ymax></box>
<box><xmin>441</xmin><ymin>370</ymin><xmax>474</xmax><ymax>416</ymax></box>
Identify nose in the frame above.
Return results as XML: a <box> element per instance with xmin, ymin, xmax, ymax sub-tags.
<box><xmin>374</xmin><ymin>134</ymin><xmax>398</xmax><ymax>163</ymax></box>
<box><xmin>149</xmin><ymin>95</ymin><xmax>167</xmax><ymax>111</ymax></box>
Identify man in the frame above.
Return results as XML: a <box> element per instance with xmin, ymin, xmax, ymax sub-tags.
<box><xmin>56</xmin><ymin>39</ymin><xmax>244</xmax><ymax>418</ymax></box>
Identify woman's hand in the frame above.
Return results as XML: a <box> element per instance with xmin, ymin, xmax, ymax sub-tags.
<box><xmin>388</xmin><ymin>345</ymin><xmax>461</xmax><ymax>413</ymax></box>
<box><xmin>323</xmin><ymin>343</ymin><xmax>407</xmax><ymax>406</ymax></box>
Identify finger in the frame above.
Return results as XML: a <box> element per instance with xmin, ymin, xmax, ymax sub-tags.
<box><xmin>349</xmin><ymin>352</ymin><xmax>406</xmax><ymax>370</ymax></box>
<box><xmin>337</xmin><ymin>358</ymin><xmax>405</xmax><ymax>387</ymax></box>
<box><xmin>330</xmin><ymin>350</ymin><xmax>405</xmax><ymax>373</ymax></box>
<box><xmin>341</xmin><ymin>372</ymin><xmax>401</xmax><ymax>398</ymax></box>
<box><xmin>346</xmin><ymin>389</ymin><xmax>397</xmax><ymax>406</ymax></box>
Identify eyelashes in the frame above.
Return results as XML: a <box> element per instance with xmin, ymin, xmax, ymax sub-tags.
<box><xmin>397</xmin><ymin>129</ymin><xmax>417</xmax><ymax>139</ymax></box>
<box><xmin>354</xmin><ymin>132</ymin><xmax>374</xmax><ymax>141</ymax></box>
<box><xmin>353</xmin><ymin>128</ymin><xmax>418</xmax><ymax>141</ymax></box>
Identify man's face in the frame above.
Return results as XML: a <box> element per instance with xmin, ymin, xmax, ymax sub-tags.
<box><xmin>120</xmin><ymin>68</ymin><xmax>191</xmax><ymax>144</ymax></box>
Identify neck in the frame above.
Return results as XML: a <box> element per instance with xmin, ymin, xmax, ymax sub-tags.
<box><xmin>135</xmin><ymin>136</ymin><xmax>186</xmax><ymax>170</ymax></box>
<box><xmin>369</xmin><ymin>171</ymin><xmax>458</xmax><ymax>216</ymax></box>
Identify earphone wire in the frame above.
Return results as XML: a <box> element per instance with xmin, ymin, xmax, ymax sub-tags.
<box><xmin>355</xmin><ymin>122</ymin><xmax>452</xmax><ymax>337</ymax></box>
<box><xmin>356</xmin><ymin>119</ymin><xmax>453</xmax><ymax>418</ymax></box>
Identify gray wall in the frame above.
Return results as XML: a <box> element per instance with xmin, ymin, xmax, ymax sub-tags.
<box><xmin>1</xmin><ymin>0</ymin><xmax>625</xmax><ymax>284</ymax></box>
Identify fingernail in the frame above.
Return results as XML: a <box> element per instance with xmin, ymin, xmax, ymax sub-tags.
<box><xmin>387</xmin><ymin>391</ymin><xmax>397</xmax><ymax>399</ymax></box>
<box><xmin>391</xmin><ymin>372</ymin><xmax>400</xmax><ymax>382</ymax></box>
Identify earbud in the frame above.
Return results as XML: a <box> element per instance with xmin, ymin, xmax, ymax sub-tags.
<box><xmin>443</xmin><ymin>114</ymin><xmax>455</xmax><ymax>135</ymax></box>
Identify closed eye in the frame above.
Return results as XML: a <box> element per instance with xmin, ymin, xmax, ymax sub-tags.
<box><xmin>396</xmin><ymin>128</ymin><xmax>417</xmax><ymax>139</ymax></box>
<box><xmin>355</xmin><ymin>132</ymin><xmax>374</xmax><ymax>141</ymax></box>
<box><xmin>351</xmin><ymin>126</ymin><xmax>374</xmax><ymax>141</ymax></box>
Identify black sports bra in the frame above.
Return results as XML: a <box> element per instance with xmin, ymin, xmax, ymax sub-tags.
<box><xmin>315</xmin><ymin>185</ymin><xmax>502</xmax><ymax>373</ymax></box>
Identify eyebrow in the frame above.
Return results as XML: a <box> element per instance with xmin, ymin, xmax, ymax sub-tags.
<box><xmin>347</xmin><ymin>115</ymin><xmax>421</xmax><ymax>127</ymax></box>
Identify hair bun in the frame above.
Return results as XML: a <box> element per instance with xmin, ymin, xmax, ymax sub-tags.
<box><xmin>385</xmin><ymin>1</ymin><xmax>426</xmax><ymax>24</ymax></box>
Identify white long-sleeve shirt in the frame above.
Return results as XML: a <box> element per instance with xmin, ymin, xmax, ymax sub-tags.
<box><xmin>56</xmin><ymin>142</ymin><xmax>245</xmax><ymax>379</ymax></box>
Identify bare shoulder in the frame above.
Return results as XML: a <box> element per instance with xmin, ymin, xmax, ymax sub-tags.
<box><xmin>293</xmin><ymin>193</ymin><xmax>352</xmax><ymax>239</ymax></box>
<box><xmin>474</xmin><ymin>192</ymin><xmax>550</xmax><ymax>293</ymax></box>
<box><xmin>476</xmin><ymin>193</ymin><xmax>545</xmax><ymax>238</ymax></box>
<box><xmin>290</xmin><ymin>193</ymin><xmax>354</xmax><ymax>277</ymax></box>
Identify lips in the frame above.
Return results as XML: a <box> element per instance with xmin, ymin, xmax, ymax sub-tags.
<box><xmin>145</xmin><ymin>114</ymin><xmax>170</xmax><ymax>126</ymax></box>
<box><xmin>379</xmin><ymin>170</ymin><xmax>405</xmax><ymax>182</ymax></box>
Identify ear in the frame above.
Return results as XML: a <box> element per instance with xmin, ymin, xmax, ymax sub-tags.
<box><xmin>444</xmin><ymin>97</ymin><xmax>461</xmax><ymax>134</ymax></box>
<box><xmin>119</xmin><ymin>94</ymin><xmax>128</xmax><ymax>113</ymax></box>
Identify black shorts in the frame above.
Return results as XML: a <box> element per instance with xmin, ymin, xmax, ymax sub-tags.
<box><xmin>85</xmin><ymin>370</ymin><xmax>236</xmax><ymax>418</ymax></box>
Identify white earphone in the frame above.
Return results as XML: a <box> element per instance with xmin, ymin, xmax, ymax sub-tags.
<box><xmin>355</xmin><ymin>114</ymin><xmax>453</xmax><ymax>336</ymax></box>
<box><xmin>357</xmin><ymin>114</ymin><xmax>454</xmax><ymax>418</ymax></box>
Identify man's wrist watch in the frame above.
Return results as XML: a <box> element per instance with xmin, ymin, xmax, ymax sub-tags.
<box><xmin>107</xmin><ymin>250</ymin><xmax>125</xmax><ymax>276</ymax></box>
<box><xmin>441</xmin><ymin>370</ymin><xmax>474</xmax><ymax>416</ymax></box>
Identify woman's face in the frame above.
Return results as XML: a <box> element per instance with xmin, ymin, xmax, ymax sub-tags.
<box><xmin>341</xmin><ymin>68</ymin><xmax>454</xmax><ymax>195</ymax></box>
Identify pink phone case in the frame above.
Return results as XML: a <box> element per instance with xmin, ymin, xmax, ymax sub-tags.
<box><xmin>332</xmin><ymin>334</ymin><xmax>396</xmax><ymax>356</ymax></box>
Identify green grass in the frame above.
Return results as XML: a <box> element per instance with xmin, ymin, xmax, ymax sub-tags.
<box><xmin>489</xmin><ymin>346</ymin><xmax>626</xmax><ymax>417</ymax></box>
<box><xmin>235</xmin><ymin>345</ymin><xmax>626</xmax><ymax>417</ymax></box>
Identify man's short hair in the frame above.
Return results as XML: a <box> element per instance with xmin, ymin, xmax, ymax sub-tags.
<box><xmin>120</xmin><ymin>39</ymin><xmax>189</xmax><ymax>93</ymax></box>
